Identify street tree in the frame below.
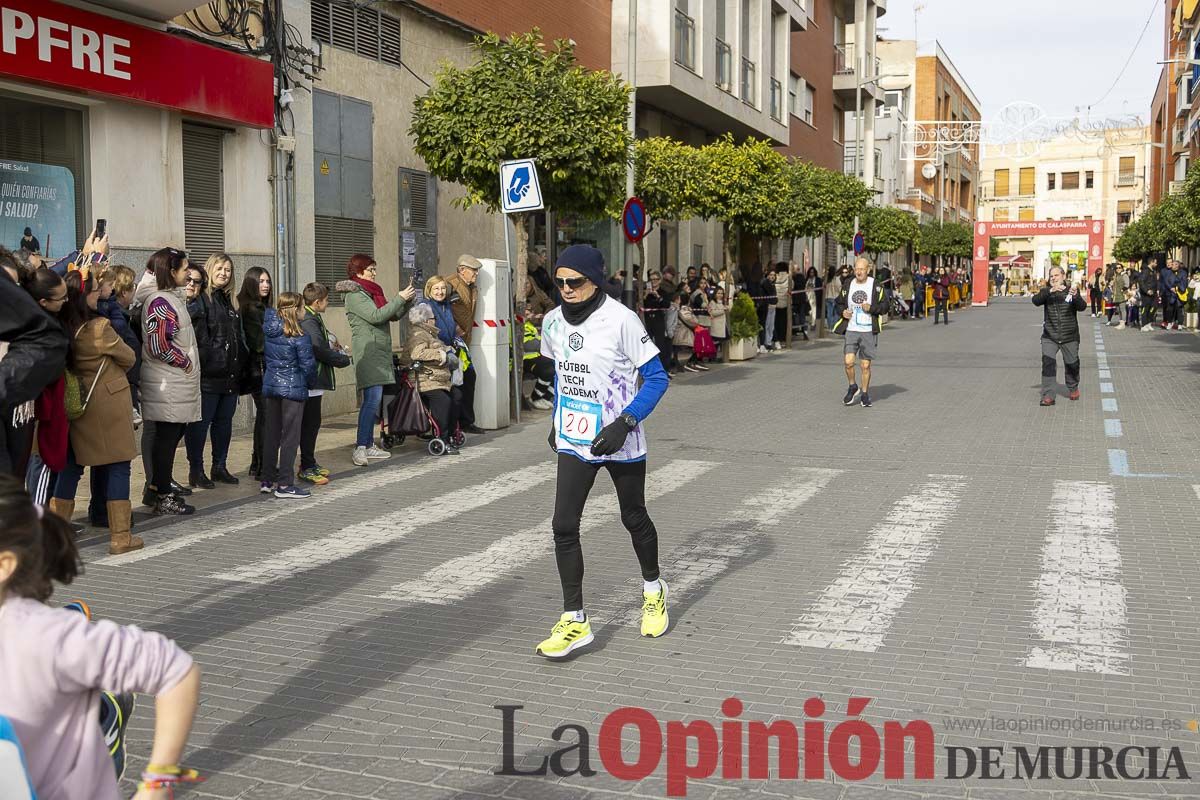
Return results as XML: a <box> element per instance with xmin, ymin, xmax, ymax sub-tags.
<box><xmin>692</xmin><ymin>135</ymin><xmax>789</xmax><ymax>272</ymax></box>
<box><xmin>835</xmin><ymin>205</ymin><xmax>919</xmax><ymax>257</ymax></box>
<box><xmin>410</xmin><ymin>30</ymin><xmax>631</xmax><ymax>303</ymax></box>
<box><xmin>774</xmin><ymin>160</ymin><xmax>871</xmax><ymax>245</ymax></box>
<box><xmin>634</xmin><ymin>137</ymin><xmax>701</xmax><ymax>274</ymax></box>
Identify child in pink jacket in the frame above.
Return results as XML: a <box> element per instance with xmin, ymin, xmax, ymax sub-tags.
<box><xmin>0</xmin><ymin>475</ymin><xmax>201</xmax><ymax>800</ymax></box>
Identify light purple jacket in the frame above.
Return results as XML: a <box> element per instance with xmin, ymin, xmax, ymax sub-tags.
<box><xmin>0</xmin><ymin>597</ymin><xmax>194</xmax><ymax>800</ymax></box>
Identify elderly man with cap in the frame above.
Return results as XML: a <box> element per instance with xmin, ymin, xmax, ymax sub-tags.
<box><xmin>534</xmin><ymin>244</ymin><xmax>671</xmax><ymax>659</ymax></box>
<box><xmin>446</xmin><ymin>254</ymin><xmax>486</xmax><ymax>434</ymax></box>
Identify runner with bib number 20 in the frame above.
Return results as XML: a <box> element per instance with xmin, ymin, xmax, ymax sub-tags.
<box><xmin>535</xmin><ymin>245</ymin><xmax>671</xmax><ymax>659</ymax></box>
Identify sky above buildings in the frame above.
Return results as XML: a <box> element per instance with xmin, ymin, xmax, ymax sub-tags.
<box><xmin>880</xmin><ymin>0</ymin><xmax>1164</xmax><ymax>126</ymax></box>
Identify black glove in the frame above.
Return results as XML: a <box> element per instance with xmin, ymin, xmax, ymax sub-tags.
<box><xmin>548</xmin><ymin>424</ymin><xmax>557</xmax><ymax>453</ymax></box>
<box><xmin>590</xmin><ymin>416</ymin><xmax>634</xmax><ymax>457</ymax></box>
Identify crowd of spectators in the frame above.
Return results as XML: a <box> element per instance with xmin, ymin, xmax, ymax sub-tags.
<box><xmin>3</xmin><ymin>228</ymin><xmax>978</xmax><ymax>555</ymax></box>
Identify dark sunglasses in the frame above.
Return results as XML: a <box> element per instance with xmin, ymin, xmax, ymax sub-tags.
<box><xmin>554</xmin><ymin>276</ymin><xmax>589</xmax><ymax>290</ymax></box>
<box><xmin>186</xmin><ymin>277</ymin><xmax>202</xmax><ymax>285</ymax></box>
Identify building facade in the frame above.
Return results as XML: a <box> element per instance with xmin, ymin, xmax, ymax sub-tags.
<box><xmin>878</xmin><ymin>39</ymin><xmax>981</xmax><ymax>228</ymax></box>
<box><xmin>778</xmin><ymin>0</ymin><xmax>885</xmax><ymax>270</ymax></box>
<box><xmin>0</xmin><ymin>0</ymin><xmax>275</xmax><ymax>274</ymax></box>
<box><xmin>978</xmin><ymin>126</ymin><xmax>1150</xmax><ymax>278</ymax></box>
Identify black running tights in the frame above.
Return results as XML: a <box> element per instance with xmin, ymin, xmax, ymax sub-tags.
<box><xmin>552</xmin><ymin>454</ymin><xmax>659</xmax><ymax>612</ymax></box>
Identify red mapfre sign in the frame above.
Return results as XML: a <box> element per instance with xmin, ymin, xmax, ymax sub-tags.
<box><xmin>0</xmin><ymin>0</ymin><xmax>273</xmax><ymax>128</ymax></box>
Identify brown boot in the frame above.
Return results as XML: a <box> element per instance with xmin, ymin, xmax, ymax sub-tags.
<box><xmin>48</xmin><ymin>497</ymin><xmax>75</xmax><ymax>524</ymax></box>
<box><xmin>106</xmin><ymin>500</ymin><xmax>143</xmax><ymax>555</ymax></box>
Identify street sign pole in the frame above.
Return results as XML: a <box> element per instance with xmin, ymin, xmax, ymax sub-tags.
<box><xmin>622</xmin><ymin>0</ymin><xmax>637</xmax><ymax>311</ymax></box>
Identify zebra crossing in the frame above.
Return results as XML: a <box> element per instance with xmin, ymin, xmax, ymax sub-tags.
<box><xmin>92</xmin><ymin>454</ymin><xmax>1154</xmax><ymax>676</ymax></box>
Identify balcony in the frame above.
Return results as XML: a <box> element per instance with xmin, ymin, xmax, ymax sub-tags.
<box><xmin>674</xmin><ymin>10</ymin><xmax>696</xmax><ymax>72</ymax></box>
<box><xmin>741</xmin><ymin>57</ymin><xmax>756</xmax><ymax>106</ymax></box>
<box><xmin>832</xmin><ymin>46</ymin><xmax>882</xmax><ymax>102</ymax></box>
<box><xmin>1116</xmin><ymin>172</ymin><xmax>1137</xmax><ymax>188</ymax></box>
<box><xmin>770</xmin><ymin>78</ymin><xmax>784</xmax><ymax>122</ymax></box>
<box><xmin>905</xmin><ymin>187</ymin><xmax>934</xmax><ymax>205</ymax></box>
<box><xmin>835</xmin><ymin>45</ymin><xmax>853</xmax><ymax>75</ymax></box>
<box><xmin>715</xmin><ymin>39</ymin><xmax>732</xmax><ymax>93</ymax></box>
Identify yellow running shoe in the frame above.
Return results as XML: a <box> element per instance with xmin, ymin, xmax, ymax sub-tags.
<box><xmin>640</xmin><ymin>580</ymin><xmax>669</xmax><ymax>637</ymax></box>
<box><xmin>535</xmin><ymin>613</ymin><xmax>594</xmax><ymax>658</ymax></box>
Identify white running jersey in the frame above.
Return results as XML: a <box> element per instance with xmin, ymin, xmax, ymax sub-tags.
<box><xmin>541</xmin><ymin>296</ymin><xmax>659</xmax><ymax>463</ymax></box>
<box><xmin>847</xmin><ymin>277</ymin><xmax>875</xmax><ymax>332</ymax></box>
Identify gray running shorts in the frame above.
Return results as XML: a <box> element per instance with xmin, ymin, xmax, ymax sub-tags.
<box><xmin>844</xmin><ymin>330</ymin><xmax>877</xmax><ymax>361</ymax></box>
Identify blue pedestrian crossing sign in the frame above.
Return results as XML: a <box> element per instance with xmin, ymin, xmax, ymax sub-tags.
<box><xmin>499</xmin><ymin>159</ymin><xmax>544</xmax><ymax>213</ymax></box>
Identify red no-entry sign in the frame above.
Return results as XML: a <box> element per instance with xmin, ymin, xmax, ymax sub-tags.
<box><xmin>622</xmin><ymin>197</ymin><xmax>649</xmax><ymax>244</ymax></box>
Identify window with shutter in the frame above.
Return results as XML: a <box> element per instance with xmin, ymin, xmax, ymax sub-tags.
<box><xmin>311</xmin><ymin>0</ymin><xmax>401</xmax><ymax>69</ymax></box>
<box><xmin>1085</xmin><ymin>170</ymin><xmax>1094</xmax><ymax>189</ymax></box>
<box><xmin>1117</xmin><ymin>157</ymin><xmax>1136</xmax><ymax>185</ymax></box>
<box><xmin>1018</xmin><ymin>206</ymin><xmax>1035</xmax><ymax>221</ymax></box>
<box><xmin>314</xmin><ymin>215</ymin><xmax>374</xmax><ymax>306</ymax></box>
<box><xmin>311</xmin><ymin>1</ymin><xmax>330</xmax><ymax>43</ymax></box>
<box><xmin>1061</xmin><ymin>172</ymin><xmax>1079</xmax><ymax>190</ymax></box>
<box><xmin>381</xmin><ymin>14</ymin><xmax>401</xmax><ymax>66</ymax></box>
<box><xmin>993</xmin><ymin>207</ymin><xmax>1010</xmax><ymax>222</ymax></box>
<box><xmin>994</xmin><ymin>169</ymin><xmax>1009</xmax><ymax>197</ymax></box>
<box><xmin>1018</xmin><ymin>167</ymin><xmax>1034</xmax><ymax>196</ymax></box>
<box><xmin>355</xmin><ymin>9</ymin><xmax>380</xmax><ymax>60</ymax></box>
<box><xmin>182</xmin><ymin>125</ymin><xmax>225</xmax><ymax>267</ymax></box>
<box><xmin>1048</xmin><ymin>173</ymin><xmax>1056</xmax><ymax>190</ymax></box>
<box><xmin>329</xmin><ymin>1</ymin><xmax>355</xmax><ymax>51</ymax></box>
<box><xmin>399</xmin><ymin>169</ymin><xmax>437</xmax><ymax>233</ymax></box>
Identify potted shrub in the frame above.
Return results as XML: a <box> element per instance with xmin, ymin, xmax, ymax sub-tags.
<box><xmin>728</xmin><ymin>292</ymin><xmax>761</xmax><ymax>361</ymax></box>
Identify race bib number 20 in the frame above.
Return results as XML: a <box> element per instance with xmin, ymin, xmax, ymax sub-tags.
<box><xmin>557</xmin><ymin>397</ymin><xmax>602</xmax><ymax>445</ymax></box>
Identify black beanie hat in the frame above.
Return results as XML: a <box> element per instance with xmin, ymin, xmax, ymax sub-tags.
<box><xmin>555</xmin><ymin>244</ymin><xmax>606</xmax><ymax>289</ymax></box>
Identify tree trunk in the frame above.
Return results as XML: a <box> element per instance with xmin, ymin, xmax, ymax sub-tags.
<box><xmin>513</xmin><ymin>212</ymin><xmax>530</xmax><ymax>317</ymax></box>
<box><xmin>724</xmin><ymin>221</ymin><xmax>737</xmax><ymax>276</ymax></box>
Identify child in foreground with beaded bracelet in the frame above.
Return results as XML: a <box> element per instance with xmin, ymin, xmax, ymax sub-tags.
<box><xmin>0</xmin><ymin>475</ymin><xmax>202</xmax><ymax>799</ymax></box>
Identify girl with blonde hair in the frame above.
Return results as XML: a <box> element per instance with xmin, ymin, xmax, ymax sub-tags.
<box><xmin>259</xmin><ymin>292</ymin><xmax>317</xmax><ymax>499</ymax></box>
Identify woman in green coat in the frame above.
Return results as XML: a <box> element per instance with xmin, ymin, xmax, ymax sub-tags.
<box><xmin>336</xmin><ymin>254</ymin><xmax>415</xmax><ymax>466</ymax></box>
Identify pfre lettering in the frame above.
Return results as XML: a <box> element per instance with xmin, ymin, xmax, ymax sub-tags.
<box><xmin>1</xmin><ymin>8</ymin><xmax>132</xmax><ymax>80</ymax></box>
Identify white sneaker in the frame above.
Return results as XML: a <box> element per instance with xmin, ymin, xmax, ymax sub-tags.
<box><xmin>1117</xmin><ymin>322</ymin><xmax>1126</xmax><ymax>330</ymax></box>
<box><xmin>530</xmin><ymin>396</ymin><xmax>553</xmax><ymax>410</ymax></box>
<box><xmin>1142</xmin><ymin>324</ymin><xmax>1153</xmax><ymax>331</ymax></box>
<box><xmin>365</xmin><ymin>445</ymin><xmax>391</xmax><ymax>460</ymax></box>
<box><xmin>352</xmin><ymin>446</ymin><xmax>369</xmax><ymax>466</ymax></box>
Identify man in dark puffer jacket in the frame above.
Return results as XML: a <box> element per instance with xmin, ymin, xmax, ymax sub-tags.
<box><xmin>1032</xmin><ymin>265</ymin><xmax>1087</xmax><ymax>406</ymax></box>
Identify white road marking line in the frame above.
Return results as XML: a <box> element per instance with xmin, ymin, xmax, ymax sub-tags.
<box><xmin>1026</xmin><ymin>481</ymin><xmax>1128</xmax><ymax>675</ymax></box>
<box><xmin>1103</xmin><ymin>419</ymin><xmax>1123</xmax><ymax>438</ymax></box>
<box><xmin>1194</xmin><ymin>485</ymin><xmax>1200</xmax><ymax>502</ymax></box>
<box><xmin>602</xmin><ymin>468</ymin><xmax>843</xmax><ymax>625</ymax></box>
<box><xmin>210</xmin><ymin>462</ymin><xmax>555</xmax><ymax>584</ymax></box>
<box><xmin>783</xmin><ymin>475</ymin><xmax>967</xmax><ymax>652</ymax></box>
<box><xmin>376</xmin><ymin>459</ymin><xmax>715</xmax><ymax>604</ymax></box>
<box><xmin>96</xmin><ymin>447</ymin><xmax>496</xmax><ymax>565</ymax></box>
<box><xmin>1098</xmin><ymin>370</ymin><xmax>1111</xmax><ymax>379</ymax></box>
<box><xmin>1102</xmin><ymin>398</ymin><xmax>1118</xmax><ymax>412</ymax></box>
<box><xmin>1100</xmin><ymin>382</ymin><xmax>1114</xmax><ymax>393</ymax></box>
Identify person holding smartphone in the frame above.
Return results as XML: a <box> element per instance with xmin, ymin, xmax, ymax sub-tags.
<box><xmin>337</xmin><ymin>254</ymin><xmax>414</xmax><ymax>466</ymax></box>
<box><xmin>1032</xmin><ymin>265</ymin><xmax>1087</xmax><ymax>406</ymax></box>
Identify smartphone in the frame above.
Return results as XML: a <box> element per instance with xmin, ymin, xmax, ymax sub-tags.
<box><xmin>95</xmin><ymin>218</ymin><xmax>107</xmax><ymax>239</ymax></box>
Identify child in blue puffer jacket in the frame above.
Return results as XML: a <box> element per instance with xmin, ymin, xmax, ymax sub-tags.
<box><xmin>261</xmin><ymin>292</ymin><xmax>317</xmax><ymax>499</ymax></box>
